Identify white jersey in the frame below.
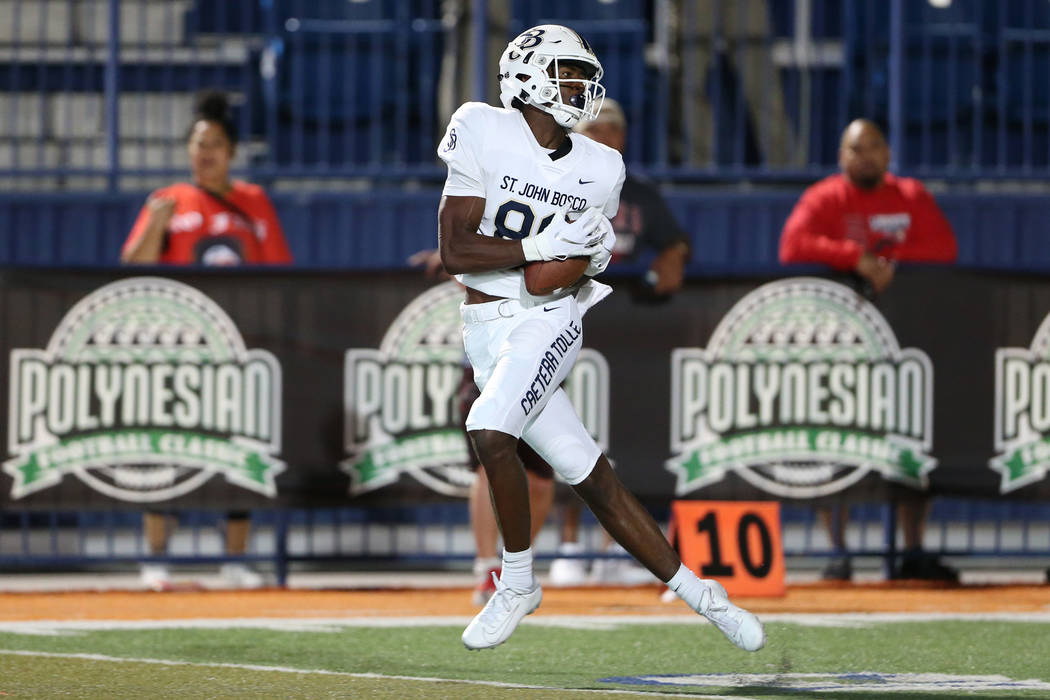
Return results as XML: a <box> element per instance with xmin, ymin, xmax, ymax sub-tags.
<box><xmin>438</xmin><ymin>102</ymin><xmax>626</xmax><ymax>301</ymax></box>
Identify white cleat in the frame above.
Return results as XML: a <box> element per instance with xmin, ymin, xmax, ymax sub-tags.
<box><xmin>698</xmin><ymin>580</ymin><xmax>766</xmax><ymax>652</ymax></box>
<box><xmin>461</xmin><ymin>573</ymin><xmax>542</xmax><ymax>650</ymax></box>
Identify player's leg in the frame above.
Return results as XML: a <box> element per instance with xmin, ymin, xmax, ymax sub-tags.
<box><xmin>460</xmin><ymin>366</ymin><xmax>503</xmax><ymax>604</ymax></box>
<box><xmin>469</xmin><ymin>429</ymin><xmax>531</xmax><ymax>551</ymax></box>
<box><xmin>524</xmin><ymin>390</ymin><xmax>765</xmax><ymax>652</ymax></box>
<box><xmin>461</xmin><ymin>365</ymin><xmax>553</xmax><ymax>598</ymax></box>
<box><xmin>577</xmin><ymin>459</ymin><xmax>764</xmax><ymax>650</ymax></box>
<box><xmin>466</xmin><ymin>297</ymin><xmax>582</xmax><ymax>560</ymax></box>
<box><xmin>473</xmin><ymin>465</ymin><xmax>552</xmax><ymax>543</ymax></box>
<box><xmin>520</xmin><ymin>442</ymin><xmax>555</xmax><ymax>540</ymax></box>
<box><xmin>568</xmin><ymin>454</ymin><xmax>680</xmax><ymax>580</ymax></box>
<box><xmin>460</xmin><ymin>297</ymin><xmax>582</xmax><ymax>648</ymax></box>
<box><xmin>469</xmin><ymin>467</ymin><xmax>502</xmax><ymax>604</ymax></box>
<box><xmin>470</xmin><ymin>446</ymin><xmax>553</xmax><ymax>605</ymax></box>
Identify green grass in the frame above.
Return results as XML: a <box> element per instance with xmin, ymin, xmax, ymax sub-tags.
<box><xmin>1</xmin><ymin>620</ymin><xmax>1048</xmax><ymax>698</ymax></box>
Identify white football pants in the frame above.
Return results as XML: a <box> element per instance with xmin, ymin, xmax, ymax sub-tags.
<box><xmin>460</xmin><ymin>294</ymin><xmax>601</xmax><ymax>485</ymax></box>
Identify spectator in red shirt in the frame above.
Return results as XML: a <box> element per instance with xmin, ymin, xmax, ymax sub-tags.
<box><xmin>122</xmin><ymin>91</ymin><xmax>291</xmax><ymax>591</ymax></box>
<box><xmin>121</xmin><ymin>92</ymin><xmax>292</xmax><ymax>266</ymax></box>
<box><xmin>780</xmin><ymin>118</ymin><xmax>957</xmax><ymax>294</ymax></box>
<box><xmin>779</xmin><ymin>119</ymin><xmax>958</xmax><ymax>582</ymax></box>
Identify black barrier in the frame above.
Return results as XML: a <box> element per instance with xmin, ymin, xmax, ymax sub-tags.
<box><xmin>2</xmin><ymin>266</ymin><xmax>1049</xmax><ymax>510</ymax></box>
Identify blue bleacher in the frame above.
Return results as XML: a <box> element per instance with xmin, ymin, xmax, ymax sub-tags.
<box><xmin>840</xmin><ymin>0</ymin><xmax>1050</xmax><ymax>173</ymax></box>
<box><xmin>185</xmin><ymin>0</ymin><xmax>266</xmax><ymax>36</ymax></box>
<box><xmin>262</xmin><ymin>0</ymin><xmax>443</xmax><ymax>169</ymax></box>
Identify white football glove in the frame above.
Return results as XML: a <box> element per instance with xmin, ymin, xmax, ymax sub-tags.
<box><xmin>585</xmin><ymin>217</ymin><xmax>615</xmax><ymax>277</ymax></box>
<box><xmin>521</xmin><ymin>207</ymin><xmax>606</xmax><ymax>262</ymax></box>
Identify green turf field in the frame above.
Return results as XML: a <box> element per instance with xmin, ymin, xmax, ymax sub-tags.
<box><xmin>1</xmin><ymin>617</ymin><xmax>1048</xmax><ymax>698</ymax></box>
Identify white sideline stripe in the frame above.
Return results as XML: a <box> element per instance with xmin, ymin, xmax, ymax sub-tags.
<box><xmin>2</xmin><ymin>611</ymin><xmax>1050</xmax><ymax>635</ymax></box>
<box><xmin>0</xmin><ymin>649</ymin><xmax>754</xmax><ymax>700</ymax></box>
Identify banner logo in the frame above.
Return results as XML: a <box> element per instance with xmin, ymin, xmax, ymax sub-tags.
<box><xmin>666</xmin><ymin>278</ymin><xmax>935</xmax><ymax>498</ymax></box>
<box><xmin>4</xmin><ymin>277</ymin><xmax>284</xmax><ymax>502</ymax></box>
<box><xmin>991</xmin><ymin>312</ymin><xmax>1050</xmax><ymax>492</ymax></box>
<box><xmin>343</xmin><ymin>281</ymin><xmax>608</xmax><ymax>496</ymax></box>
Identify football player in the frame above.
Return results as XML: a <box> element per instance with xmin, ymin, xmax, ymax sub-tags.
<box><xmin>438</xmin><ymin>24</ymin><xmax>764</xmax><ymax>652</ymax></box>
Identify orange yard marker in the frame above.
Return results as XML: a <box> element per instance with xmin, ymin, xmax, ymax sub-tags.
<box><xmin>670</xmin><ymin>501</ymin><xmax>786</xmax><ymax>597</ymax></box>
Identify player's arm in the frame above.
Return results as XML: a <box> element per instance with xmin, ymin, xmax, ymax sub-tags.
<box><xmin>438</xmin><ymin>195</ymin><xmax>528</xmax><ymax>274</ymax></box>
<box><xmin>436</xmin><ymin>105</ymin><xmax>528</xmax><ymax>274</ymax></box>
<box><xmin>439</xmin><ymin>196</ymin><xmax>607</xmax><ymax>274</ymax></box>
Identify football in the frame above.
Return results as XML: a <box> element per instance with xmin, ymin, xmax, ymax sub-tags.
<box><xmin>523</xmin><ymin>256</ymin><xmax>590</xmax><ymax>295</ymax></box>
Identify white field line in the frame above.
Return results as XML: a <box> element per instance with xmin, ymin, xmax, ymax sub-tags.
<box><xmin>2</xmin><ymin>611</ymin><xmax>1050</xmax><ymax>636</ymax></box>
<box><xmin>0</xmin><ymin>648</ymin><xmax>756</xmax><ymax>700</ymax></box>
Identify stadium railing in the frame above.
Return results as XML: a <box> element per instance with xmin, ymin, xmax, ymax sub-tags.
<box><xmin>3</xmin><ymin>500</ymin><xmax>1048</xmax><ymax>585</ymax></box>
<box><xmin>5</xmin><ymin>189</ymin><xmax>1050</xmax><ymax>272</ymax></box>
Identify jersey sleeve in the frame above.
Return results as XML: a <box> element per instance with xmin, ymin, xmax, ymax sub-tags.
<box><xmin>779</xmin><ymin>184</ymin><xmax>862</xmax><ymax>270</ymax></box>
<box><xmin>438</xmin><ymin>103</ymin><xmax>487</xmax><ymax>198</ymax></box>
<box><xmin>898</xmin><ymin>182</ymin><xmax>958</xmax><ymax>263</ymax></box>
<box><xmin>255</xmin><ymin>190</ymin><xmax>294</xmax><ymax>264</ymax></box>
<box><xmin>602</xmin><ymin>159</ymin><xmax>626</xmax><ymax>219</ymax></box>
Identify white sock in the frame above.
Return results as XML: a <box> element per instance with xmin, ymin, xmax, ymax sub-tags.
<box><xmin>500</xmin><ymin>547</ymin><xmax>535</xmax><ymax>592</ymax></box>
<box><xmin>473</xmin><ymin>556</ymin><xmax>501</xmax><ymax>577</ymax></box>
<box><xmin>667</xmin><ymin>564</ymin><xmax>709</xmax><ymax>613</ymax></box>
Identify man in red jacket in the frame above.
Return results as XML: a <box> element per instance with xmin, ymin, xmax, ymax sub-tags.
<box><xmin>779</xmin><ymin>119</ymin><xmax>958</xmax><ymax>582</ymax></box>
<box><xmin>780</xmin><ymin>119</ymin><xmax>957</xmax><ymax>292</ymax></box>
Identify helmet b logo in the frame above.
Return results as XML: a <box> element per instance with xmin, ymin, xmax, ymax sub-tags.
<box><xmin>514</xmin><ymin>28</ymin><xmax>545</xmax><ymax>49</ymax></box>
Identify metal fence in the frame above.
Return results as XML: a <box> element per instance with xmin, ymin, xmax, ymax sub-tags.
<box><xmin>4</xmin><ymin>500</ymin><xmax>1049</xmax><ymax>584</ymax></box>
<box><xmin>4</xmin><ymin>0</ymin><xmax>1050</xmax><ymax>190</ymax></box>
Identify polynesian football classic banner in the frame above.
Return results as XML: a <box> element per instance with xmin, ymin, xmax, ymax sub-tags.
<box><xmin>4</xmin><ymin>277</ymin><xmax>284</xmax><ymax>504</ymax></box>
<box><xmin>992</xmin><ymin>312</ymin><xmax>1050</xmax><ymax>492</ymax></box>
<box><xmin>665</xmin><ymin>278</ymin><xmax>935</xmax><ymax>499</ymax></box>
<box><xmin>3</xmin><ymin>267</ymin><xmax>1050</xmax><ymax>508</ymax></box>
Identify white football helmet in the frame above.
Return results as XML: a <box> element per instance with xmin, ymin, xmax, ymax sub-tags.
<box><xmin>498</xmin><ymin>24</ymin><xmax>605</xmax><ymax>129</ymax></box>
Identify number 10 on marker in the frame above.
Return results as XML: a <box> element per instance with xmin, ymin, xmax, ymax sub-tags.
<box><xmin>670</xmin><ymin>501</ymin><xmax>786</xmax><ymax>597</ymax></box>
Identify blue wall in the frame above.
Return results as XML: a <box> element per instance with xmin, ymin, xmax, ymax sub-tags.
<box><xmin>1</xmin><ymin>189</ymin><xmax>1047</xmax><ymax>273</ymax></box>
